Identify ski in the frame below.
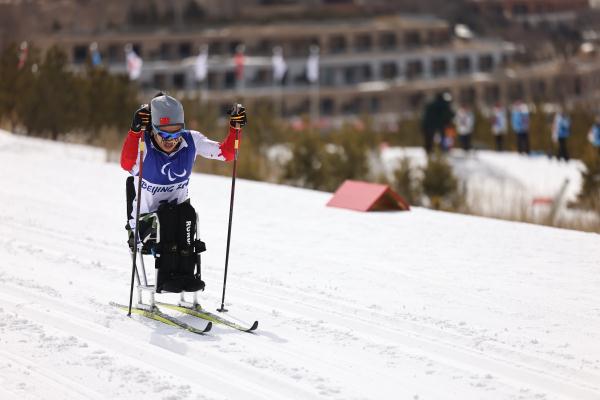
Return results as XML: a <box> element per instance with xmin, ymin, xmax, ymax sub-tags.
<box><xmin>110</xmin><ymin>302</ymin><xmax>212</xmax><ymax>335</ymax></box>
<box><xmin>156</xmin><ymin>302</ymin><xmax>258</xmax><ymax>333</ymax></box>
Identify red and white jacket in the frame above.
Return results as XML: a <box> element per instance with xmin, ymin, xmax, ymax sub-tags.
<box><xmin>121</xmin><ymin>127</ymin><xmax>240</xmax><ymax>226</ymax></box>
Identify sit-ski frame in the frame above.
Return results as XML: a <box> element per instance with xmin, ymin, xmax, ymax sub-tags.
<box><xmin>132</xmin><ymin>211</ymin><xmax>203</xmax><ymax>311</ymax></box>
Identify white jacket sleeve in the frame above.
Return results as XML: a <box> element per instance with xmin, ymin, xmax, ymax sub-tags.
<box><xmin>190</xmin><ymin>130</ymin><xmax>226</xmax><ymax>161</ymax></box>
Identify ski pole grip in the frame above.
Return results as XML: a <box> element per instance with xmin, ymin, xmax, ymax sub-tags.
<box><xmin>232</xmin><ymin>102</ymin><xmax>241</xmax><ymax>149</ymax></box>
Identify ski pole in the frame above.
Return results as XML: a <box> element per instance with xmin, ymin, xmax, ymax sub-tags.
<box><xmin>218</xmin><ymin>105</ymin><xmax>242</xmax><ymax>313</ymax></box>
<box><xmin>127</xmin><ymin>135</ymin><xmax>145</xmax><ymax>316</ymax></box>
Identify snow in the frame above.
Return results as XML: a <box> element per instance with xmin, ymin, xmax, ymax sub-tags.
<box><xmin>380</xmin><ymin>147</ymin><xmax>590</xmax><ymax>220</ymax></box>
<box><xmin>0</xmin><ymin>130</ymin><xmax>599</xmax><ymax>400</ymax></box>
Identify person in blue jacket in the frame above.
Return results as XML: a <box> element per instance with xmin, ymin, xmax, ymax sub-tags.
<box><xmin>511</xmin><ymin>100</ymin><xmax>530</xmax><ymax>154</ymax></box>
<box><xmin>552</xmin><ymin>109</ymin><xmax>570</xmax><ymax>161</ymax></box>
<box><xmin>588</xmin><ymin>116</ymin><xmax>600</xmax><ymax>156</ymax></box>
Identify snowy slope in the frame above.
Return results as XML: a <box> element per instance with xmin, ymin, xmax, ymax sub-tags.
<box><xmin>380</xmin><ymin>147</ymin><xmax>587</xmax><ymax>219</ymax></box>
<box><xmin>0</xmin><ymin>130</ymin><xmax>599</xmax><ymax>400</ymax></box>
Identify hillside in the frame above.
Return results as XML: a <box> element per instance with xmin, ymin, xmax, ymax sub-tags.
<box><xmin>0</xmin><ymin>131</ymin><xmax>599</xmax><ymax>400</ymax></box>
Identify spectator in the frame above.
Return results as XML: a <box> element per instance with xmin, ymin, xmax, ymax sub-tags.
<box><xmin>551</xmin><ymin>108</ymin><xmax>570</xmax><ymax>161</ymax></box>
<box><xmin>588</xmin><ymin>115</ymin><xmax>600</xmax><ymax>156</ymax></box>
<box><xmin>511</xmin><ymin>100</ymin><xmax>530</xmax><ymax>154</ymax></box>
<box><xmin>422</xmin><ymin>92</ymin><xmax>455</xmax><ymax>154</ymax></box>
<box><xmin>588</xmin><ymin>116</ymin><xmax>600</xmax><ymax>156</ymax></box>
<box><xmin>455</xmin><ymin>105</ymin><xmax>474</xmax><ymax>151</ymax></box>
<box><xmin>491</xmin><ymin>103</ymin><xmax>507</xmax><ymax>151</ymax></box>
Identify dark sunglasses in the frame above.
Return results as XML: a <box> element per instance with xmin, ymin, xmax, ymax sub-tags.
<box><xmin>153</xmin><ymin>124</ymin><xmax>184</xmax><ymax>140</ymax></box>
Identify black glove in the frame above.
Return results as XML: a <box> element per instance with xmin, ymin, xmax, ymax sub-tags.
<box><xmin>229</xmin><ymin>104</ymin><xmax>247</xmax><ymax>128</ymax></box>
<box><xmin>131</xmin><ymin>104</ymin><xmax>151</xmax><ymax>132</ymax></box>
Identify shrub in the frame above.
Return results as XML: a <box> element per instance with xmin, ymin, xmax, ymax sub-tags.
<box><xmin>392</xmin><ymin>157</ymin><xmax>421</xmax><ymax>206</ymax></box>
<box><xmin>576</xmin><ymin>147</ymin><xmax>600</xmax><ymax>211</ymax></box>
<box><xmin>421</xmin><ymin>153</ymin><xmax>458</xmax><ymax>209</ymax></box>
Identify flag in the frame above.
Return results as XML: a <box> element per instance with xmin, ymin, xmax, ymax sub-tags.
<box><xmin>234</xmin><ymin>44</ymin><xmax>245</xmax><ymax>83</ymax></box>
<box><xmin>306</xmin><ymin>45</ymin><xmax>319</xmax><ymax>84</ymax></box>
<box><xmin>90</xmin><ymin>42</ymin><xmax>102</xmax><ymax>66</ymax></box>
<box><xmin>17</xmin><ymin>41</ymin><xmax>28</xmax><ymax>70</ymax></box>
<box><xmin>272</xmin><ymin>46</ymin><xmax>287</xmax><ymax>83</ymax></box>
<box><xmin>194</xmin><ymin>46</ymin><xmax>208</xmax><ymax>82</ymax></box>
<box><xmin>125</xmin><ymin>44</ymin><xmax>143</xmax><ymax>81</ymax></box>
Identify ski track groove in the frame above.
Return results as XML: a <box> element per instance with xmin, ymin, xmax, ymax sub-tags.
<box><xmin>1</xmin><ymin>281</ymin><xmax>454</xmax><ymax>400</ymax></box>
<box><xmin>2</xmin><ymin>205</ymin><xmax>599</xmax><ymax>399</ymax></box>
<box><xmin>2</xmin><ymin>276</ymin><xmax>499</xmax><ymax>400</ymax></box>
<box><xmin>0</xmin><ymin>348</ymin><xmax>106</xmax><ymax>400</ymax></box>
<box><xmin>223</xmin><ymin>269</ymin><xmax>600</xmax><ymax>383</ymax></box>
<box><xmin>2</xmin><ymin>216</ymin><xmax>597</xmax><ymax>330</ymax></box>
<box><xmin>3</xmin><ymin>214</ymin><xmax>599</xmax><ymax>321</ymax></box>
<box><xmin>232</xmin><ymin>283</ymin><xmax>600</xmax><ymax>400</ymax></box>
<box><xmin>0</xmin><ymin>284</ymin><xmax>340</xmax><ymax>400</ymax></box>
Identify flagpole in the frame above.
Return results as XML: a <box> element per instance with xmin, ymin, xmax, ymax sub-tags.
<box><xmin>277</xmin><ymin>83</ymin><xmax>284</xmax><ymax>121</ymax></box>
<box><xmin>196</xmin><ymin>45</ymin><xmax>209</xmax><ymax>106</ymax></box>
<box><xmin>311</xmin><ymin>82</ymin><xmax>319</xmax><ymax>130</ymax></box>
<box><xmin>272</xmin><ymin>46</ymin><xmax>287</xmax><ymax>121</ymax></box>
<box><xmin>308</xmin><ymin>45</ymin><xmax>320</xmax><ymax>130</ymax></box>
<box><xmin>235</xmin><ymin>44</ymin><xmax>246</xmax><ymax>99</ymax></box>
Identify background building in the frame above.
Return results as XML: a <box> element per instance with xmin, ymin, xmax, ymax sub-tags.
<box><xmin>3</xmin><ymin>0</ymin><xmax>600</xmax><ymax>125</ymax></box>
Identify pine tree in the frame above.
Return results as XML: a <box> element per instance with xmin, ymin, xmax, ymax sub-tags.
<box><xmin>0</xmin><ymin>43</ymin><xmax>36</xmax><ymax>131</ymax></box>
<box><xmin>18</xmin><ymin>46</ymin><xmax>80</xmax><ymax>139</ymax></box>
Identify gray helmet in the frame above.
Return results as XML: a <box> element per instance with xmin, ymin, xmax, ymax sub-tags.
<box><xmin>150</xmin><ymin>95</ymin><xmax>184</xmax><ymax>128</ymax></box>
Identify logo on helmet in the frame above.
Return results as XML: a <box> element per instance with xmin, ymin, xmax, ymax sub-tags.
<box><xmin>159</xmin><ymin>117</ymin><xmax>170</xmax><ymax>125</ymax></box>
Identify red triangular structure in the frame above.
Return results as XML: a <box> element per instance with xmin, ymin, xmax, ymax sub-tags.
<box><xmin>326</xmin><ymin>180</ymin><xmax>410</xmax><ymax>212</ymax></box>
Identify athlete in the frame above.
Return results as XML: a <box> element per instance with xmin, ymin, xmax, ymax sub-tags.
<box><xmin>120</xmin><ymin>93</ymin><xmax>246</xmax><ymax>293</ymax></box>
<box><xmin>121</xmin><ymin>93</ymin><xmax>246</xmax><ymax>229</ymax></box>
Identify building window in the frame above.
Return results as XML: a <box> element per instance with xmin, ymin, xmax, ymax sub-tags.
<box><xmin>323</xmin><ymin>67</ymin><xmax>336</xmax><ymax>86</ymax></box>
<box><xmin>512</xmin><ymin>4</ymin><xmax>528</xmax><ymax>15</ymax></box>
<box><xmin>431</xmin><ymin>58</ymin><xmax>448</xmax><ymax>77</ymax></box>
<box><xmin>153</xmin><ymin>73</ymin><xmax>167</xmax><ymax>89</ymax></box>
<box><xmin>228</xmin><ymin>41</ymin><xmax>243</xmax><ymax>55</ymax></box>
<box><xmin>381</xmin><ymin>62</ymin><xmax>398</xmax><ymax>80</ymax></box>
<box><xmin>209</xmin><ymin>41</ymin><xmax>223</xmax><ymax>56</ymax></box>
<box><xmin>207</xmin><ymin>72</ymin><xmax>219</xmax><ymax>90</ymax></box>
<box><xmin>459</xmin><ymin>88</ymin><xmax>476</xmax><ymax>105</ymax></box>
<box><xmin>291</xmin><ymin>98</ymin><xmax>310</xmax><ymax>115</ymax></box>
<box><xmin>369</xmin><ymin>97</ymin><xmax>381</xmax><ymax>113</ymax></box>
<box><xmin>354</xmin><ymin>34</ymin><xmax>372</xmax><ymax>52</ymax></box>
<box><xmin>531</xmin><ymin>80</ymin><xmax>547</xmax><ymax>102</ymax></box>
<box><xmin>160</xmin><ymin>43</ymin><xmax>172</xmax><ymax>60</ymax></box>
<box><xmin>173</xmin><ymin>73</ymin><xmax>186</xmax><ymax>89</ymax></box>
<box><xmin>360</xmin><ymin>64</ymin><xmax>372</xmax><ymax>81</ymax></box>
<box><xmin>132</xmin><ymin>44</ymin><xmax>143</xmax><ymax>58</ymax></box>
<box><xmin>455</xmin><ymin>56</ymin><xmax>471</xmax><ymax>75</ymax></box>
<box><xmin>255</xmin><ymin>39</ymin><xmax>273</xmax><ymax>56</ymax></box>
<box><xmin>179</xmin><ymin>42</ymin><xmax>192</xmax><ymax>58</ymax></box>
<box><xmin>321</xmin><ymin>98</ymin><xmax>334</xmax><ymax>115</ymax></box>
<box><xmin>73</xmin><ymin>45</ymin><xmax>87</xmax><ymax>64</ymax></box>
<box><xmin>479</xmin><ymin>54</ymin><xmax>494</xmax><ymax>72</ymax></box>
<box><xmin>329</xmin><ymin>35</ymin><xmax>347</xmax><ymax>54</ymax></box>
<box><xmin>251</xmin><ymin>68</ymin><xmax>270</xmax><ymax>86</ymax></box>
<box><xmin>107</xmin><ymin>45</ymin><xmax>120</xmax><ymax>63</ymax></box>
<box><xmin>429</xmin><ymin>29</ymin><xmax>450</xmax><ymax>45</ymax></box>
<box><xmin>342</xmin><ymin>98</ymin><xmax>362</xmax><ymax>114</ymax></box>
<box><xmin>408</xmin><ymin>92</ymin><xmax>425</xmax><ymax>109</ymax></box>
<box><xmin>484</xmin><ymin>85</ymin><xmax>500</xmax><ymax>104</ymax></box>
<box><xmin>344</xmin><ymin>66</ymin><xmax>358</xmax><ymax>84</ymax></box>
<box><xmin>290</xmin><ymin>38</ymin><xmax>318</xmax><ymax>57</ymax></box>
<box><xmin>405</xmin><ymin>31</ymin><xmax>421</xmax><ymax>48</ymax></box>
<box><xmin>224</xmin><ymin>71</ymin><xmax>236</xmax><ymax>89</ymax></box>
<box><xmin>508</xmin><ymin>82</ymin><xmax>524</xmax><ymax>101</ymax></box>
<box><xmin>379</xmin><ymin>32</ymin><xmax>396</xmax><ymax>51</ymax></box>
<box><xmin>406</xmin><ymin>60</ymin><xmax>423</xmax><ymax>79</ymax></box>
